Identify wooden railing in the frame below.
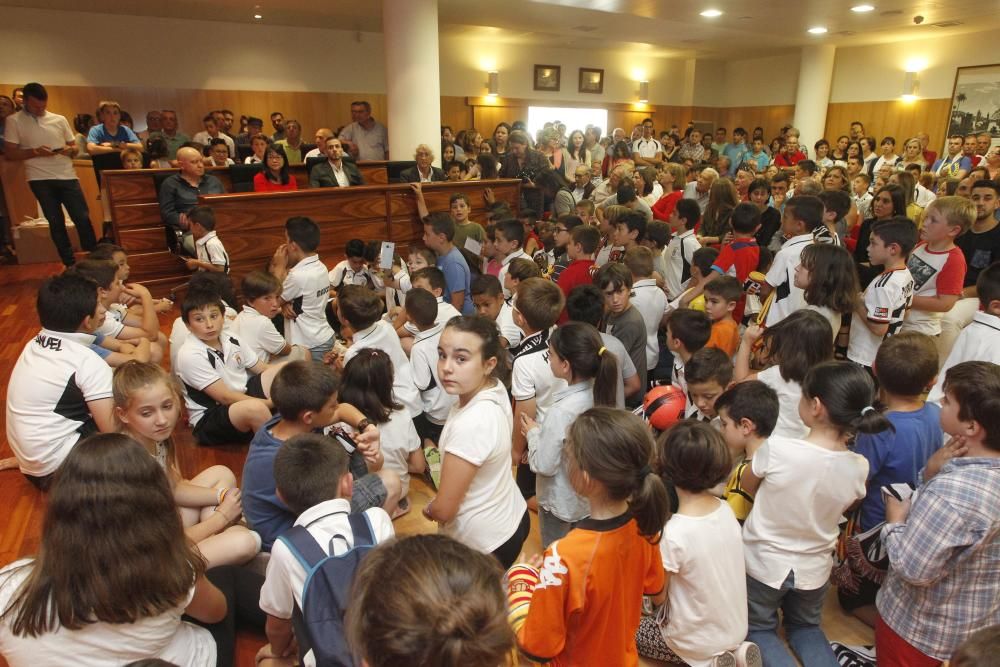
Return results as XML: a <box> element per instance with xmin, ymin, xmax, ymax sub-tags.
<box><xmin>103</xmin><ymin>165</ymin><xmax>520</xmax><ymax>297</ymax></box>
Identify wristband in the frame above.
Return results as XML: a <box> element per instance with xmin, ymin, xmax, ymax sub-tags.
<box><xmin>217</xmin><ymin>487</ymin><xmax>228</xmax><ymax>505</ymax></box>
<box><xmin>356</xmin><ymin>418</ymin><xmax>372</xmax><ymax>433</ymax></box>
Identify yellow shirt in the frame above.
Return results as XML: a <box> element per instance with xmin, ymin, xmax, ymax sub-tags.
<box><xmin>724</xmin><ymin>458</ymin><xmax>754</xmax><ymax>522</ymax></box>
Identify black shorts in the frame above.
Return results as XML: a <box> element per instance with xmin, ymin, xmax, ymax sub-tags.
<box><xmin>412</xmin><ymin>412</ymin><xmax>445</xmax><ymax>444</ymax></box>
<box><xmin>246</xmin><ymin>373</ymin><xmax>265</xmax><ymax>399</ymax></box>
<box><xmin>193</xmin><ymin>403</ymin><xmax>254</xmax><ymax>446</ymax></box>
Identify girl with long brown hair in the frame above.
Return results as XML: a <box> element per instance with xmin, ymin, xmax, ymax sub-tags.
<box><xmin>0</xmin><ymin>434</ymin><xmax>226</xmax><ymax>666</ymax></box>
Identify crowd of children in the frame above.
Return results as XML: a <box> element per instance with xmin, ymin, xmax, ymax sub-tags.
<box><xmin>2</xmin><ymin>148</ymin><xmax>1000</xmax><ymax>667</ymax></box>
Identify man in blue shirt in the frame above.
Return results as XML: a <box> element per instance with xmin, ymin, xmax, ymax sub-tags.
<box><xmin>931</xmin><ymin>134</ymin><xmax>972</xmax><ymax>180</ymax></box>
<box><xmin>722</xmin><ymin>127</ymin><xmax>750</xmax><ymax>172</ymax></box>
<box><xmin>85</xmin><ymin>100</ymin><xmax>142</xmax><ymax>156</ymax></box>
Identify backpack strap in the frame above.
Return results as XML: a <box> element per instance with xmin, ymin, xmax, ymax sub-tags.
<box><xmin>278</xmin><ymin>525</ymin><xmax>329</xmax><ymax>570</ymax></box>
<box><xmin>348</xmin><ymin>512</ymin><xmax>375</xmax><ymax>548</ymax></box>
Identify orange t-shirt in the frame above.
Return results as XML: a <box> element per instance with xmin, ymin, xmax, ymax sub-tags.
<box><xmin>707</xmin><ymin>317</ymin><xmax>740</xmax><ymax>357</ymax></box>
<box><xmin>517</xmin><ymin>514</ymin><xmax>664</xmax><ymax>667</ymax></box>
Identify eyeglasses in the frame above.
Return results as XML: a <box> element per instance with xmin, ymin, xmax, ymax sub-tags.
<box><xmin>555</xmin><ymin>227</ymin><xmax>569</xmax><ymax>233</ymax></box>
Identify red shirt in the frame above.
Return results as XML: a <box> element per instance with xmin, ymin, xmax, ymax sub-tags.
<box><xmin>557</xmin><ymin>259</ymin><xmax>596</xmax><ymax>323</ymax></box>
<box><xmin>923</xmin><ymin>149</ymin><xmax>938</xmax><ymax>165</ymax></box>
<box><xmin>253</xmin><ymin>172</ymin><xmax>299</xmax><ymax>192</ymax></box>
<box><xmin>774</xmin><ymin>151</ymin><xmax>806</xmax><ymax>167</ymax></box>
<box><xmin>712</xmin><ymin>237</ymin><xmax>759</xmax><ymax>321</ymax></box>
<box><xmin>651</xmin><ymin>191</ymin><xmax>683</xmax><ymax>222</ymax></box>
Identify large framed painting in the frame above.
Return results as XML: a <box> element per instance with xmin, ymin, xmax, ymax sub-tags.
<box><xmin>946</xmin><ymin>64</ymin><xmax>1000</xmax><ymax>150</ymax></box>
<box><xmin>579</xmin><ymin>68</ymin><xmax>604</xmax><ymax>94</ymax></box>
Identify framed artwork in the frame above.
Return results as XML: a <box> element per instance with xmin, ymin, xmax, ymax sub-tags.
<box><xmin>579</xmin><ymin>68</ymin><xmax>604</xmax><ymax>94</ymax></box>
<box><xmin>946</xmin><ymin>64</ymin><xmax>1000</xmax><ymax>150</ymax></box>
<box><xmin>534</xmin><ymin>65</ymin><xmax>561</xmax><ymax>92</ymax></box>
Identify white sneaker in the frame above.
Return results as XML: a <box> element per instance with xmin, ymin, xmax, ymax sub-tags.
<box><xmin>734</xmin><ymin>641</ymin><xmax>763</xmax><ymax>667</ymax></box>
<box><xmin>711</xmin><ymin>652</ymin><xmax>736</xmax><ymax>667</ymax></box>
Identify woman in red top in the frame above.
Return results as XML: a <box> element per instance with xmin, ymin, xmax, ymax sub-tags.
<box><xmin>252</xmin><ymin>145</ymin><xmax>297</xmax><ymax>192</ymax></box>
<box><xmin>651</xmin><ymin>162</ymin><xmax>686</xmax><ymax>222</ymax></box>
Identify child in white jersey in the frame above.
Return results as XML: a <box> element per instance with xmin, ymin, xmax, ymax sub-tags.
<box><xmin>269</xmin><ymin>216</ymin><xmax>335</xmax><ymax>362</ymax></box>
<box><xmin>847</xmin><ymin>218</ymin><xmax>916</xmax><ymax>369</ymax></box>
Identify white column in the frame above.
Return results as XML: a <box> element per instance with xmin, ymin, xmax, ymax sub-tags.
<box><xmin>382</xmin><ymin>0</ymin><xmax>441</xmax><ymax>164</ymax></box>
<box><xmin>793</xmin><ymin>45</ymin><xmax>836</xmax><ymax>150</ymax></box>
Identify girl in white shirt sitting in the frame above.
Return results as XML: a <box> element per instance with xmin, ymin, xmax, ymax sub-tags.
<box><xmin>0</xmin><ymin>434</ymin><xmax>226</xmax><ymax>667</ymax></box>
<box><xmin>423</xmin><ymin>315</ymin><xmax>529</xmax><ymax>568</ymax></box>
<box><xmin>113</xmin><ymin>361</ymin><xmax>261</xmax><ymax>569</ymax></box>
<box><xmin>339</xmin><ymin>348</ymin><xmax>421</xmax><ymax>516</ymax></box>
<box><xmin>522</xmin><ymin>321</ymin><xmax>619</xmax><ymax>546</ymax></box>
<box><xmin>739</xmin><ymin>361</ymin><xmax>890</xmax><ymax>667</ymax></box>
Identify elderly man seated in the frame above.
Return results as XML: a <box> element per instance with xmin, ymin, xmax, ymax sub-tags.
<box><xmin>158</xmin><ymin>146</ymin><xmax>224</xmax><ymax>254</ymax></box>
<box><xmin>398</xmin><ymin>144</ymin><xmax>445</xmax><ymax>183</ymax></box>
<box><xmin>309</xmin><ymin>137</ymin><xmax>364</xmax><ymax>188</ymax></box>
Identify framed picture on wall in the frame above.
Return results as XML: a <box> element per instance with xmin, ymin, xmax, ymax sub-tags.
<box><xmin>579</xmin><ymin>68</ymin><xmax>604</xmax><ymax>94</ymax></box>
<box><xmin>946</xmin><ymin>64</ymin><xmax>1000</xmax><ymax>149</ymax></box>
<box><xmin>534</xmin><ymin>65</ymin><xmax>561</xmax><ymax>92</ymax></box>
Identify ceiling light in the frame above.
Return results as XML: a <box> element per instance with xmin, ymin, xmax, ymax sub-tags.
<box><xmin>700</xmin><ymin>9</ymin><xmax>723</xmax><ymax>17</ymax></box>
<box><xmin>808</xmin><ymin>26</ymin><xmax>828</xmax><ymax>34</ymax></box>
<box><xmin>253</xmin><ymin>13</ymin><xmax>262</xmax><ymax>19</ymax></box>
<box><xmin>851</xmin><ymin>4</ymin><xmax>875</xmax><ymax>12</ymax></box>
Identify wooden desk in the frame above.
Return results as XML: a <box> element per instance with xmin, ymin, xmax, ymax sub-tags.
<box><xmin>105</xmin><ymin>172</ymin><xmax>520</xmax><ymax>297</ymax></box>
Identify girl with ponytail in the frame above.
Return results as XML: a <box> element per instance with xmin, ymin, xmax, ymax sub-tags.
<box><xmin>510</xmin><ymin>408</ymin><xmax>669</xmax><ymax>666</ymax></box>
<box><xmin>738</xmin><ymin>361</ymin><xmax>890</xmax><ymax>666</ymax></box>
<box><xmin>521</xmin><ymin>322</ymin><xmax>620</xmax><ymax>546</ymax></box>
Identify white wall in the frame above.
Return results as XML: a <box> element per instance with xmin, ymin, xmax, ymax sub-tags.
<box><xmin>829</xmin><ymin>29</ymin><xmax>1000</xmax><ymax>102</ymax></box>
<box><xmin>0</xmin><ymin>7</ymin><xmax>387</xmax><ymax>92</ymax></box>
<box><xmin>2</xmin><ymin>6</ymin><xmax>998</xmax><ymax>108</ymax></box>
<box><xmin>437</xmin><ymin>34</ymin><xmax>692</xmax><ymax>105</ymax></box>
<box><xmin>723</xmin><ymin>54</ymin><xmax>800</xmax><ymax>106</ymax></box>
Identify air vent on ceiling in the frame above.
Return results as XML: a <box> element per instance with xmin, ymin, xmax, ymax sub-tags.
<box><xmin>881</xmin><ymin>9</ymin><xmax>903</xmax><ymax>15</ymax></box>
<box><xmin>572</xmin><ymin>25</ymin><xmax>598</xmax><ymax>32</ymax></box>
<box><xmin>932</xmin><ymin>20</ymin><xmax>963</xmax><ymax>27</ymax></box>
<box><xmin>833</xmin><ymin>30</ymin><xmax>857</xmax><ymax>36</ymax></box>
<box><xmin>738</xmin><ymin>15</ymin><xmax>752</xmax><ymax>20</ymax></box>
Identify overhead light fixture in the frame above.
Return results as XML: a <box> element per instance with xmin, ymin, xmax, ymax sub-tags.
<box><xmin>902</xmin><ymin>71</ymin><xmax>919</xmax><ymax>101</ymax></box>
<box><xmin>638</xmin><ymin>81</ymin><xmax>649</xmax><ymax>103</ymax></box>
<box><xmin>808</xmin><ymin>26</ymin><xmax>828</xmax><ymax>34</ymax></box>
<box><xmin>851</xmin><ymin>4</ymin><xmax>875</xmax><ymax>12</ymax></box>
<box><xmin>700</xmin><ymin>9</ymin><xmax>723</xmax><ymax>17</ymax></box>
<box><xmin>487</xmin><ymin>71</ymin><xmax>499</xmax><ymax>97</ymax></box>
<box><xmin>253</xmin><ymin>13</ymin><xmax>262</xmax><ymax>19</ymax></box>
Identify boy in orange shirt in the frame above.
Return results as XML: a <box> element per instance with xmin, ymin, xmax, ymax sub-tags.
<box><xmin>704</xmin><ymin>275</ymin><xmax>742</xmax><ymax>356</ymax></box>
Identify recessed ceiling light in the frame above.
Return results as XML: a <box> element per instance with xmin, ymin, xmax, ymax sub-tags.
<box><xmin>851</xmin><ymin>4</ymin><xmax>875</xmax><ymax>12</ymax></box>
<box><xmin>253</xmin><ymin>13</ymin><xmax>262</xmax><ymax>19</ymax></box>
<box><xmin>808</xmin><ymin>26</ymin><xmax>828</xmax><ymax>34</ymax></box>
<box><xmin>700</xmin><ymin>9</ymin><xmax>723</xmax><ymax>17</ymax></box>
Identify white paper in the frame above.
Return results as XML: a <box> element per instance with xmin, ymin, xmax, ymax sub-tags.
<box><xmin>464</xmin><ymin>237</ymin><xmax>483</xmax><ymax>256</ymax></box>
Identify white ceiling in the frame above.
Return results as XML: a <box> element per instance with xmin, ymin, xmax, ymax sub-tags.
<box><xmin>3</xmin><ymin>0</ymin><xmax>999</xmax><ymax>57</ymax></box>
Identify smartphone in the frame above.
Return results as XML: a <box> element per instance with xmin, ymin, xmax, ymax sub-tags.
<box><xmin>379</xmin><ymin>241</ymin><xmax>395</xmax><ymax>270</ymax></box>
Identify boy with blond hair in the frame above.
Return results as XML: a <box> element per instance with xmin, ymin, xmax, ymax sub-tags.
<box><xmin>902</xmin><ymin>196</ymin><xmax>973</xmax><ymax>335</ymax></box>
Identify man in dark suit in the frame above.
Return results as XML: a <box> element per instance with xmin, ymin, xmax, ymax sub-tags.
<box><xmin>309</xmin><ymin>137</ymin><xmax>364</xmax><ymax>188</ymax></box>
<box><xmin>398</xmin><ymin>143</ymin><xmax>446</xmax><ymax>183</ymax></box>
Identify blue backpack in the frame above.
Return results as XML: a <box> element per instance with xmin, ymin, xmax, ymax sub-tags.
<box><xmin>277</xmin><ymin>512</ymin><xmax>376</xmax><ymax>667</ymax></box>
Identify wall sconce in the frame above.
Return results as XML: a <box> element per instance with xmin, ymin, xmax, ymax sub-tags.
<box><xmin>487</xmin><ymin>71</ymin><xmax>499</xmax><ymax>97</ymax></box>
<box><xmin>902</xmin><ymin>71</ymin><xmax>919</xmax><ymax>102</ymax></box>
<box><xmin>638</xmin><ymin>80</ymin><xmax>649</xmax><ymax>103</ymax></box>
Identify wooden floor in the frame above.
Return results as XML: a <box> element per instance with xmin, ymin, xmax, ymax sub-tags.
<box><xmin>0</xmin><ymin>260</ymin><xmax>873</xmax><ymax>667</ymax></box>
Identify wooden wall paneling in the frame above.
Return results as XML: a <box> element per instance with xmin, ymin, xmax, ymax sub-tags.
<box><xmin>440</xmin><ymin>96</ymin><xmax>473</xmax><ymax>134</ymax></box>
<box><xmin>824</xmin><ymin>98</ymin><xmax>950</xmax><ymax>153</ymax></box>
<box><xmin>0</xmin><ymin>158</ymin><xmax>39</xmax><ymax>226</ymax></box>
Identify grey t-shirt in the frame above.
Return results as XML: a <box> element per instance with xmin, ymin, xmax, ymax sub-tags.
<box><xmin>604</xmin><ymin>304</ymin><xmax>647</xmax><ymax>404</ymax></box>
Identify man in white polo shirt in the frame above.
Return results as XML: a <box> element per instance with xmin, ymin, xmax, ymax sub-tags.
<box><xmin>631</xmin><ymin>118</ymin><xmax>664</xmax><ymax>168</ymax></box>
<box><xmin>3</xmin><ymin>82</ymin><xmax>98</xmax><ymax>266</ymax></box>
<box><xmin>6</xmin><ymin>273</ymin><xmax>114</xmax><ymax>488</ymax></box>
